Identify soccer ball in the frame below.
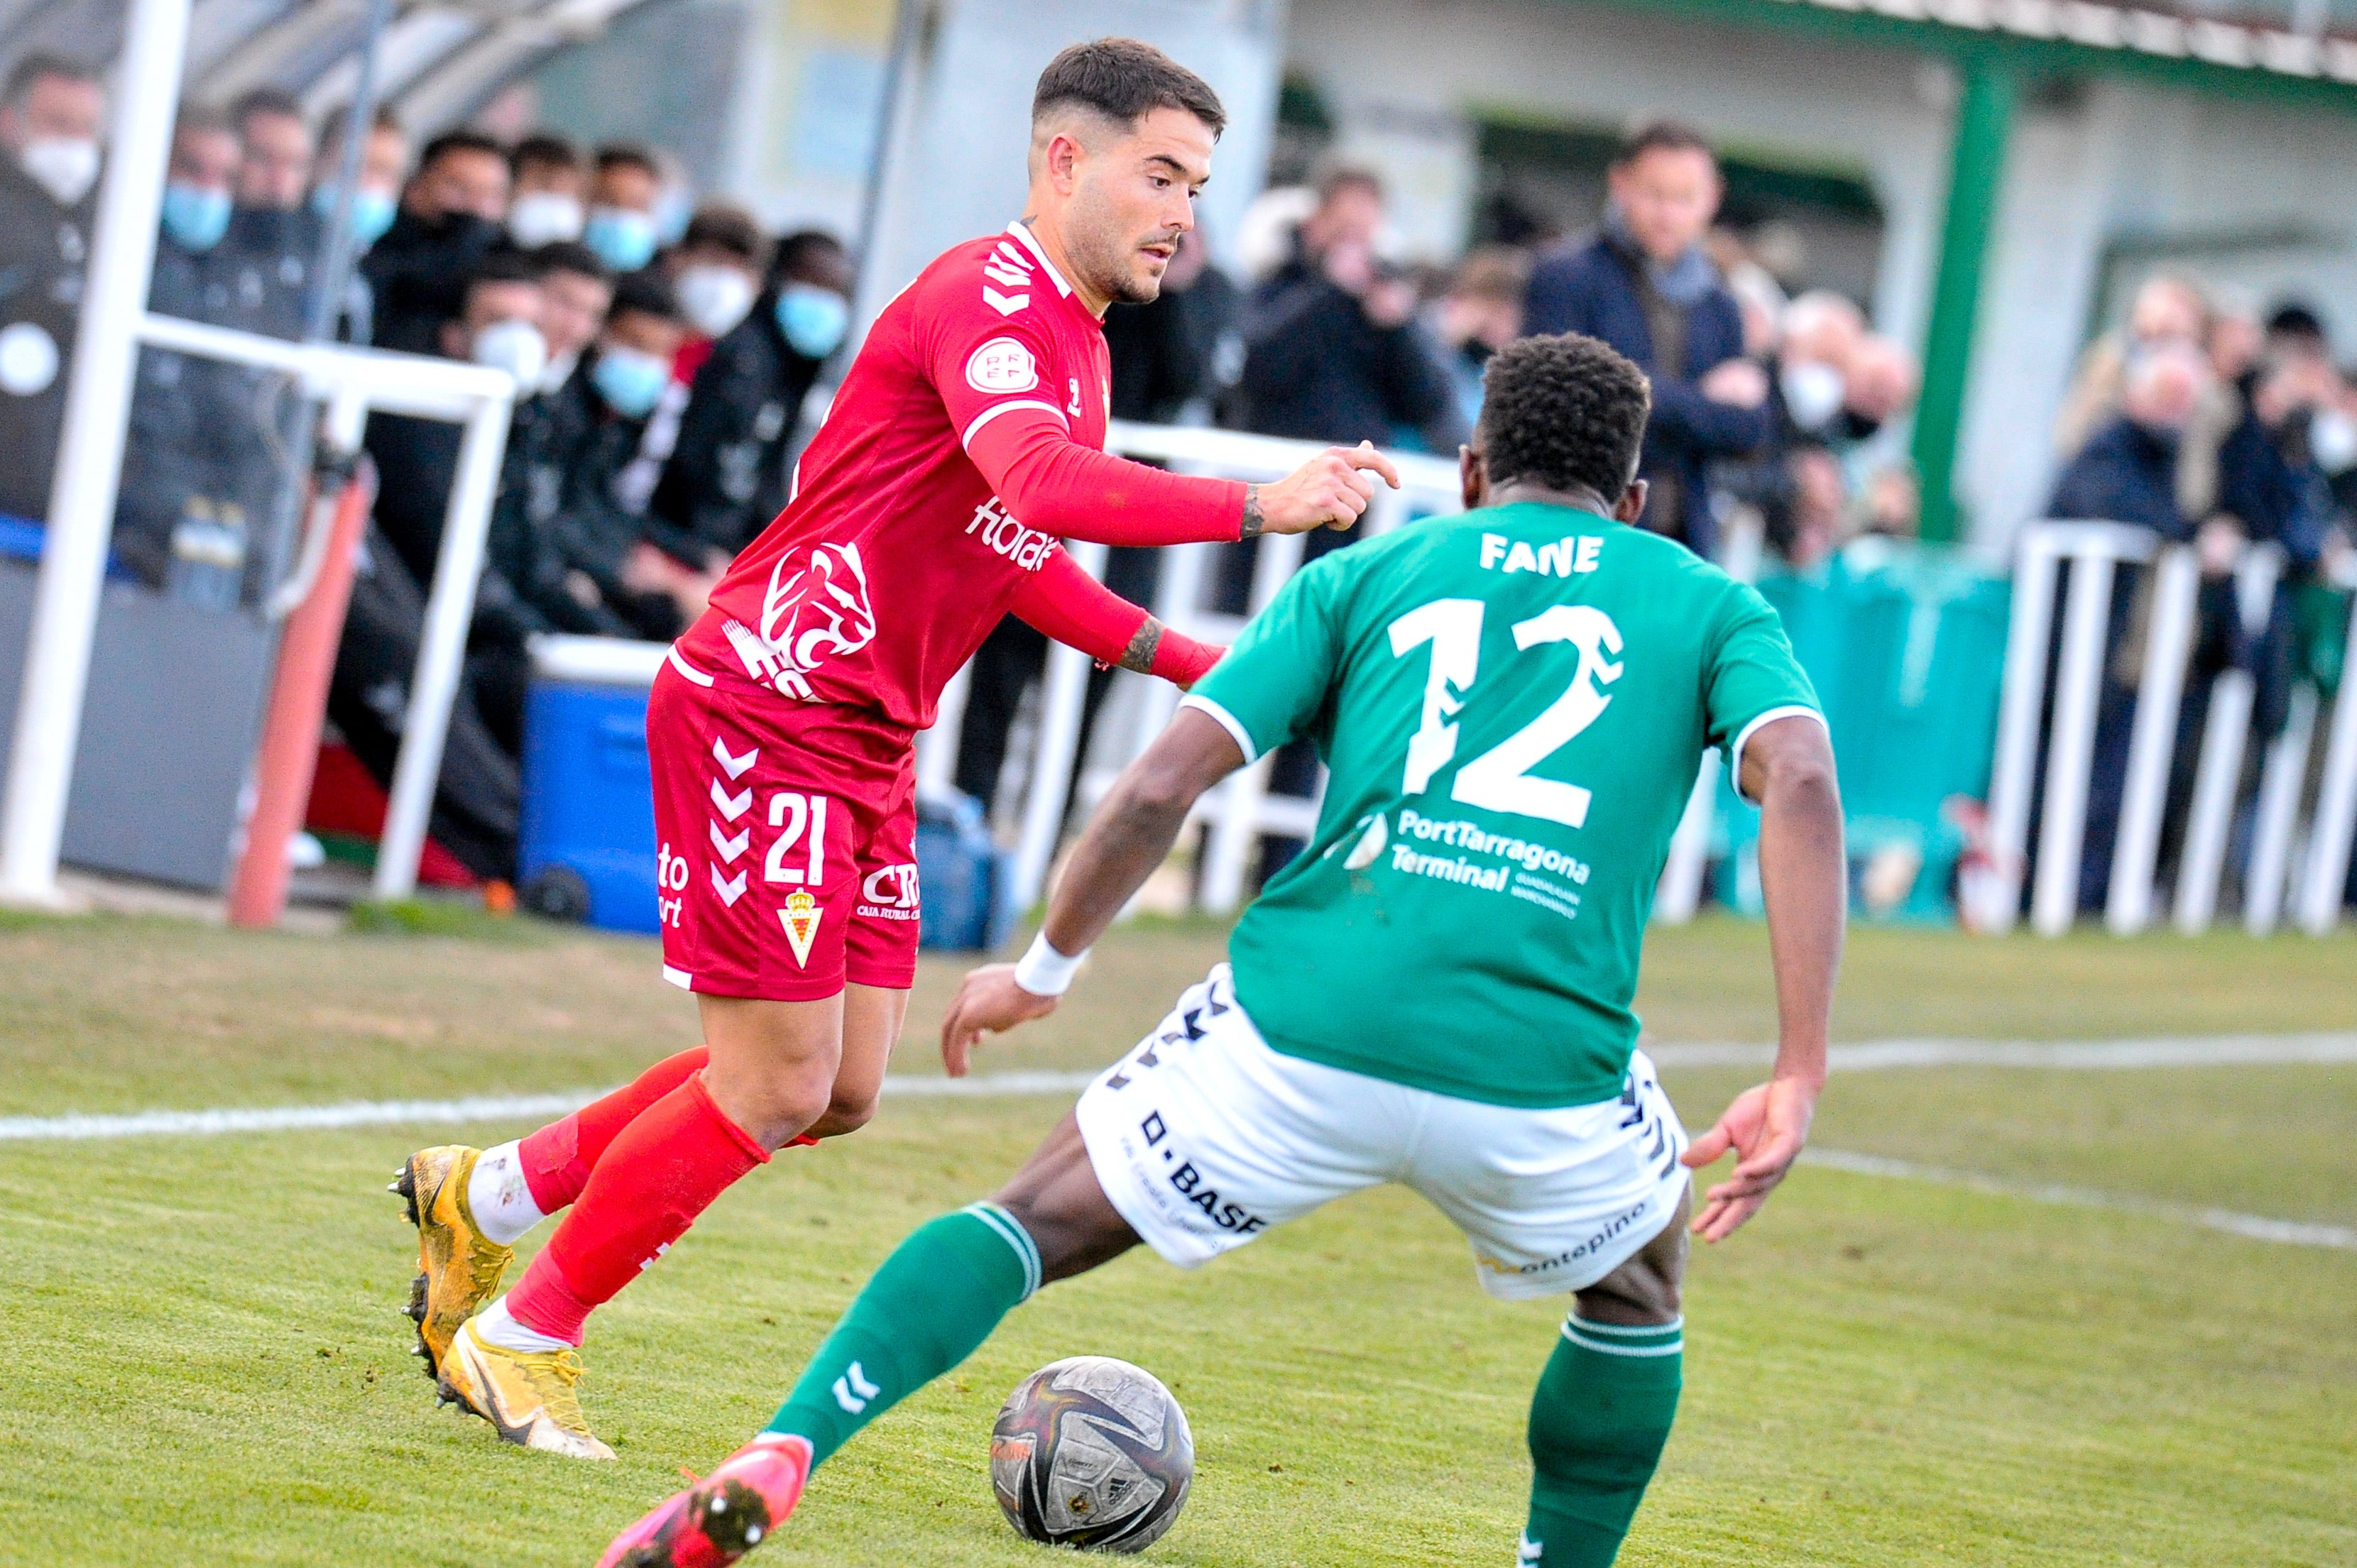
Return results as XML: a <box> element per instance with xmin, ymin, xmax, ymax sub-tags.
<box><xmin>990</xmin><ymin>1356</ymin><xmax>1194</xmax><ymax>1552</ymax></box>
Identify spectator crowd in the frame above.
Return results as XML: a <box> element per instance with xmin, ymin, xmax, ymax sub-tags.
<box><xmin>0</xmin><ymin>54</ymin><xmax>2350</xmax><ymax>912</ymax></box>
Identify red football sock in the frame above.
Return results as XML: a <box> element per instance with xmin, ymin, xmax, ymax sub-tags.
<box><xmin>518</xmin><ymin>1047</ymin><xmax>710</xmax><ymax>1213</ymax></box>
<box><xmin>506</xmin><ymin>1072</ymin><xmax>769</xmax><ymax>1345</ymax></box>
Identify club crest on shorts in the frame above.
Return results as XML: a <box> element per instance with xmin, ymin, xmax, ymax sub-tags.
<box><xmin>780</xmin><ymin>889</ymin><xmax>824</xmax><ymax>966</ymax></box>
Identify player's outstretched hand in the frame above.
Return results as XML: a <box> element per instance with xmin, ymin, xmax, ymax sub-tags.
<box><xmin>941</xmin><ymin>963</ymin><xmax>1059</xmax><ymax>1078</ymax></box>
<box><xmin>1253</xmin><ymin>441</ymin><xmax>1402</xmax><ymax>534</ymax></box>
<box><xmin>1680</xmin><ymin>1075</ymin><xmax>1820</xmax><ymax>1243</ymax></box>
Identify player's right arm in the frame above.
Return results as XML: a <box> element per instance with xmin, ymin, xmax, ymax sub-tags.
<box><xmin>930</xmin><ymin>285</ymin><xmax>1399</xmax><ymax>544</ymax></box>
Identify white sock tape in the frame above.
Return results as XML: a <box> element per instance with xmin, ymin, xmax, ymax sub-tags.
<box><xmin>1012</xmin><ymin>932</ymin><xmax>1087</xmax><ymax>997</ymax></box>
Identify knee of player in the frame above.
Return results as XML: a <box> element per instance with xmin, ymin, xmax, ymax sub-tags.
<box><xmin>819</xmin><ymin>1084</ymin><xmax>881</xmax><ymax>1136</ymax></box>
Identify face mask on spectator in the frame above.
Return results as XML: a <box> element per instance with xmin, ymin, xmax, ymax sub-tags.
<box><xmin>776</xmin><ymin>283</ymin><xmax>848</xmax><ymax>360</ymax></box>
<box><xmin>584</xmin><ymin>206</ymin><xmax>657</xmax><ymax>272</ymax></box>
<box><xmin>20</xmin><ymin>136</ymin><xmax>99</xmax><ymax>206</ymax></box>
<box><xmin>593</xmin><ymin>345</ymin><xmax>670</xmax><ymax>418</ymax></box>
<box><xmin>676</xmin><ymin>265</ymin><xmax>755</xmax><ymax>339</ymax></box>
<box><xmin>1781</xmin><ymin>360</ymin><xmax>1847</xmax><ymax>432</ymax></box>
<box><xmin>471</xmin><ymin>317</ymin><xmax>549</xmax><ymax>395</ymax></box>
<box><xmin>311</xmin><ymin>183</ymin><xmax>398</xmax><ymax>247</ymax></box>
<box><xmin>508</xmin><ymin>190</ymin><xmax>584</xmax><ymax>249</ymax></box>
<box><xmin>161</xmin><ymin>182</ymin><xmax>232</xmax><ymax>252</ymax></box>
<box><xmin>2310</xmin><ymin>408</ymin><xmax>2357</xmax><ymax>475</ymax></box>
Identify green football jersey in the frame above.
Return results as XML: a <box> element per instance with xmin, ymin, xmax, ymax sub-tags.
<box><xmin>1186</xmin><ymin>499</ymin><xmax>1821</xmax><ymax>1109</ymax></box>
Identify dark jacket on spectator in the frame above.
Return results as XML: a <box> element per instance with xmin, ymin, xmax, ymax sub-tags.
<box><xmin>2047</xmin><ymin>417</ymin><xmax>2189</xmax><ymax>537</ymax></box>
<box><xmin>1523</xmin><ymin>228</ymin><xmax>1768</xmax><ymax>557</ymax></box>
<box><xmin>361</xmin><ymin>209</ymin><xmax>499</xmax><ymax>354</ymax></box>
<box><xmin>0</xmin><ymin>157</ymin><xmax>97</xmax><ymax>520</ymax></box>
<box><xmin>476</xmin><ymin>368</ymin><xmax>641</xmax><ymax>647</ymax></box>
<box><xmin>1106</xmin><ymin>265</ymin><xmax>1237</xmax><ymax>424</ymax></box>
<box><xmin>649</xmin><ymin>290</ymin><xmax>826</xmax><ymax>558</ymax></box>
<box><xmin>1234</xmin><ymin>259</ymin><xmax>1453</xmax><ymax>449</ymax></box>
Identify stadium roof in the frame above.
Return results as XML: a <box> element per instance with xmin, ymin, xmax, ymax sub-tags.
<box><xmin>0</xmin><ymin>0</ymin><xmax>662</xmax><ymax>132</ymax></box>
<box><xmin>1581</xmin><ymin>0</ymin><xmax>2357</xmax><ymax>104</ymax></box>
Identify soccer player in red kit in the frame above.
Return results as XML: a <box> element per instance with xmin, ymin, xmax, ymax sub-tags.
<box><xmin>391</xmin><ymin>37</ymin><xmax>1400</xmax><ymax>1462</ymax></box>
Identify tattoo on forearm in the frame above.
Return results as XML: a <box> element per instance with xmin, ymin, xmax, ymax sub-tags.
<box><xmin>1119</xmin><ymin>618</ymin><xmax>1164</xmax><ymax>674</ymax></box>
<box><xmin>1240</xmin><ymin>484</ymin><xmax>1264</xmax><ymax>539</ymax></box>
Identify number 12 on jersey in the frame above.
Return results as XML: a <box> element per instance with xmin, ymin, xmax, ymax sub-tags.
<box><xmin>1387</xmin><ymin>599</ymin><xmax>1624</xmax><ymax>829</ymax></box>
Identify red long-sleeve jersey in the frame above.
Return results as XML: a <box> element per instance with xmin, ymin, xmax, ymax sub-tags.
<box><xmin>689</xmin><ymin>222</ymin><xmax>1246</xmax><ymax>731</ymax></box>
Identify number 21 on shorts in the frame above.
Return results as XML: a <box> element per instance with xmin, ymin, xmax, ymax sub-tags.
<box><xmin>766</xmin><ymin>792</ymin><xmax>830</xmax><ymax>884</ymax></box>
<box><xmin>1388</xmin><ymin>600</ymin><xmax>1623</xmax><ymax>828</ymax></box>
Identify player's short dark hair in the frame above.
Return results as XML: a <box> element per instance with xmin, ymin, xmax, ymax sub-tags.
<box><xmin>609</xmin><ymin>267</ymin><xmax>682</xmax><ymax>324</ymax></box>
<box><xmin>681</xmin><ymin>203</ymin><xmax>766</xmax><ymax>265</ymax></box>
<box><xmin>1477</xmin><ymin>333</ymin><xmax>1652</xmax><ymax>503</ymax></box>
<box><xmin>420</xmin><ymin>128</ymin><xmax>505</xmax><ymax>170</ymax></box>
<box><xmin>1614</xmin><ymin>118</ymin><xmax>1715</xmax><ymax>168</ymax></box>
<box><xmin>459</xmin><ymin>251</ymin><xmax>545</xmax><ymax>323</ymax></box>
<box><xmin>594</xmin><ymin>142</ymin><xmax>660</xmax><ymax>180</ymax></box>
<box><xmin>532</xmin><ymin>240</ymin><xmax>609</xmax><ymax>285</ymax></box>
<box><xmin>1032</xmin><ymin>38</ymin><xmax>1225</xmax><ymax>140</ymax></box>
<box><xmin>466</xmin><ymin>250</ymin><xmax>545</xmax><ymax>295</ymax></box>
<box><xmin>4</xmin><ymin>52</ymin><xmax>97</xmax><ymax>105</ymax></box>
<box><xmin>231</xmin><ymin>87</ymin><xmax>305</xmax><ymax>133</ymax></box>
<box><xmin>510</xmin><ymin>132</ymin><xmax>581</xmax><ymax>175</ymax></box>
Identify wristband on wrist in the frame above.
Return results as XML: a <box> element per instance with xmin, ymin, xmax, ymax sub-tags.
<box><xmin>1012</xmin><ymin>931</ymin><xmax>1087</xmax><ymax>997</ymax></box>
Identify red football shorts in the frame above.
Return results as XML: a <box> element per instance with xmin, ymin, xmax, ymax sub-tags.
<box><xmin>647</xmin><ymin>642</ymin><xmax>921</xmax><ymax>1002</ymax></box>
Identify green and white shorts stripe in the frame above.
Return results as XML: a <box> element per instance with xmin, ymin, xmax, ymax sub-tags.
<box><xmin>963</xmin><ymin>1200</ymin><xmax>1043</xmax><ymax>1301</ymax></box>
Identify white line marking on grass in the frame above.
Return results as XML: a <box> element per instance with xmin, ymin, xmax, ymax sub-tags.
<box><xmin>0</xmin><ymin>1073</ymin><xmax>1102</xmax><ymax>1143</ymax></box>
<box><xmin>1802</xmin><ymin>1147</ymin><xmax>2357</xmax><ymax>1251</ymax></box>
<box><xmin>1650</xmin><ymin>1033</ymin><xmax>2357</xmax><ymax>1071</ymax></box>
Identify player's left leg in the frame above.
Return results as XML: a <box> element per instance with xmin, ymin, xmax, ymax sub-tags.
<box><xmin>593</xmin><ymin>1114</ymin><xmax>1141</xmax><ymax>1568</ymax></box>
<box><xmin>1521</xmin><ymin>1185</ymin><xmax>1690</xmax><ymax>1568</ymax></box>
<box><xmin>1407</xmin><ymin>1051</ymin><xmax>1692</xmax><ymax>1567</ymax></box>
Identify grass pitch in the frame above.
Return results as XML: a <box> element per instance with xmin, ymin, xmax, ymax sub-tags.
<box><xmin>0</xmin><ymin>913</ymin><xmax>2352</xmax><ymax>1565</ymax></box>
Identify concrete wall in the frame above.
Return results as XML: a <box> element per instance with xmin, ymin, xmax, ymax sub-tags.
<box><xmin>859</xmin><ymin>0</ymin><xmax>1288</xmax><ymax>317</ymax></box>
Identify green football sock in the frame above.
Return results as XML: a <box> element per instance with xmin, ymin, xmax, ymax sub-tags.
<box><xmin>764</xmin><ymin>1202</ymin><xmax>1041</xmax><ymax>1467</ymax></box>
<box><xmin>1519</xmin><ymin>1315</ymin><xmax>1683</xmax><ymax>1567</ymax></box>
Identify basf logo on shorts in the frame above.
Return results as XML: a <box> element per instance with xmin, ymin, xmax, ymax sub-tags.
<box><xmin>966</xmin><ymin>338</ymin><xmax>1039</xmax><ymax>393</ymax></box>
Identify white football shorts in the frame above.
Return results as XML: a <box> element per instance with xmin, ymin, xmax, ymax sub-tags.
<box><xmin>1073</xmin><ymin>965</ymin><xmax>1690</xmax><ymax>1300</ymax></box>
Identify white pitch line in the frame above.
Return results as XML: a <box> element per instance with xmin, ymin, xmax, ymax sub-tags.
<box><xmin>0</xmin><ymin>1073</ymin><xmax>1102</xmax><ymax>1143</ymax></box>
<box><xmin>1650</xmin><ymin>1033</ymin><xmax>2357</xmax><ymax>1071</ymax></box>
<box><xmin>1803</xmin><ymin>1148</ymin><xmax>2357</xmax><ymax>1252</ymax></box>
<box><xmin>4</xmin><ymin>1033</ymin><xmax>2353</xmax><ymax>1143</ymax></box>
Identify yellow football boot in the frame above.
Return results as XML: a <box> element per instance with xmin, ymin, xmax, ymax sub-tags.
<box><xmin>391</xmin><ymin>1145</ymin><xmax>514</xmax><ymax>1376</ymax></box>
<box><xmin>438</xmin><ymin>1317</ymin><xmax>617</xmax><ymax>1460</ymax></box>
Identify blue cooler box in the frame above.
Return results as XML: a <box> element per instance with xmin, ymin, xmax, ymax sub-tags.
<box><xmin>517</xmin><ymin>637</ymin><xmax>667</xmax><ymax>933</ymax></box>
<box><xmin>518</xmin><ymin>636</ymin><xmax>1019</xmax><ymax>950</ymax></box>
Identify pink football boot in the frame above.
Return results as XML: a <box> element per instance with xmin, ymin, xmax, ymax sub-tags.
<box><xmin>595</xmin><ymin>1434</ymin><xmax>814</xmax><ymax>1568</ymax></box>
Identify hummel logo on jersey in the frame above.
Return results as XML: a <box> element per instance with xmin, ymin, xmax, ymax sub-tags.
<box><xmin>832</xmin><ymin>1361</ymin><xmax>882</xmax><ymax>1414</ymax></box>
<box><xmin>711</xmin><ymin>736</ymin><xmax>758</xmax><ymax>779</ymax></box>
<box><xmin>709</xmin><ymin>821</ymin><xmax>750</xmax><ymax>862</ymax></box>
<box><xmin>710</xmin><ymin>780</ymin><xmax>753</xmax><ymax>820</ymax></box>
<box><xmin>982</xmin><ymin>285</ymin><xmax>1028</xmax><ymax>317</ymax></box>
<box><xmin>711</xmin><ymin>865</ymin><xmax>748</xmax><ymax>906</ymax></box>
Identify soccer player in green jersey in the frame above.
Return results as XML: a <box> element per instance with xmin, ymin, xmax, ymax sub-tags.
<box><xmin>594</xmin><ymin>332</ymin><xmax>1846</xmax><ymax>1568</ymax></box>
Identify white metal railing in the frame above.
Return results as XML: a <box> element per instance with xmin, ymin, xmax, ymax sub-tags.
<box><xmin>0</xmin><ymin>305</ymin><xmax>514</xmax><ymax>906</ymax></box>
<box><xmin>1979</xmin><ymin>519</ymin><xmax>2357</xmax><ymax>939</ymax></box>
